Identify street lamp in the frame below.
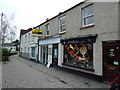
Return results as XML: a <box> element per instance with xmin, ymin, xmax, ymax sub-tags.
<box><xmin>0</xmin><ymin>12</ymin><xmax>3</xmax><ymax>61</ymax></box>
<box><xmin>0</xmin><ymin>13</ymin><xmax>3</xmax><ymax>49</ymax></box>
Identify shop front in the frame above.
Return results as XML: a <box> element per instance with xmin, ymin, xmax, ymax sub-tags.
<box><xmin>52</xmin><ymin>44</ymin><xmax>58</xmax><ymax>67</ymax></box>
<box><xmin>40</xmin><ymin>45</ymin><xmax>48</xmax><ymax>65</ymax></box>
<box><xmin>61</xmin><ymin>35</ymin><xmax>97</xmax><ymax>72</ymax></box>
<box><xmin>38</xmin><ymin>37</ymin><xmax>60</xmax><ymax>67</ymax></box>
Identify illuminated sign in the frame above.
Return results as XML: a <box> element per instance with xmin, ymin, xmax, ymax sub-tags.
<box><xmin>32</xmin><ymin>29</ymin><xmax>42</xmax><ymax>37</ymax></box>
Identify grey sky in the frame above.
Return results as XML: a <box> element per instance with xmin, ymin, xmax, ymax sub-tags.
<box><xmin>0</xmin><ymin>0</ymin><xmax>84</xmax><ymax>40</ymax></box>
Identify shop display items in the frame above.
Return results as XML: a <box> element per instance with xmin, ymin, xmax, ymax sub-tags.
<box><xmin>64</xmin><ymin>44</ymin><xmax>93</xmax><ymax>69</ymax></box>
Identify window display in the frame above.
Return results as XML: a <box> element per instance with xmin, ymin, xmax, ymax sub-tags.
<box><xmin>63</xmin><ymin>44</ymin><xmax>93</xmax><ymax>69</ymax></box>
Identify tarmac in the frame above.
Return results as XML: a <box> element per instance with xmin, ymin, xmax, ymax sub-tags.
<box><xmin>2</xmin><ymin>55</ymin><xmax>109</xmax><ymax>89</ymax></box>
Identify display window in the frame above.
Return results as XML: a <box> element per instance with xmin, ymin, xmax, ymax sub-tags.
<box><xmin>63</xmin><ymin>43</ymin><xmax>93</xmax><ymax>69</ymax></box>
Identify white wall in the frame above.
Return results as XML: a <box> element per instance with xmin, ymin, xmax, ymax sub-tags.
<box><xmin>48</xmin><ymin>45</ymin><xmax>53</xmax><ymax>65</ymax></box>
<box><xmin>58</xmin><ymin>43</ymin><xmax>64</xmax><ymax>66</ymax></box>
<box><xmin>3</xmin><ymin>46</ymin><xmax>16</xmax><ymax>52</ymax></box>
<box><xmin>20</xmin><ymin>30</ymin><xmax>38</xmax><ymax>59</ymax></box>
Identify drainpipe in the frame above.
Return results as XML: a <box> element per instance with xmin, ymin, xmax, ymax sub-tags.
<box><xmin>37</xmin><ymin>37</ymin><xmax>39</xmax><ymax>63</ymax></box>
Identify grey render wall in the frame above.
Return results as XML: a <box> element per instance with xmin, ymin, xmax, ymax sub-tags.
<box><xmin>61</xmin><ymin>2</ymin><xmax>93</xmax><ymax>40</ymax></box>
<box><xmin>40</xmin><ymin>2</ymin><xmax>119</xmax><ymax>40</ymax></box>
<box><xmin>94</xmin><ymin>2</ymin><xmax>119</xmax><ymax>41</ymax></box>
<box><xmin>41</xmin><ymin>17</ymin><xmax>59</xmax><ymax>37</ymax></box>
<box><xmin>39</xmin><ymin>2</ymin><xmax>119</xmax><ymax>76</ymax></box>
<box><xmin>118</xmin><ymin>2</ymin><xmax>120</xmax><ymax>39</ymax></box>
<box><xmin>61</xmin><ymin>2</ymin><xmax>119</xmax><ymax>40</ymax></box>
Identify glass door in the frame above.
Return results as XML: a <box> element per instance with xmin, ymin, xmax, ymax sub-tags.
<box><xmin>40</xmin><ymin>45</ymin><xmax>48</xmax><ymax>65</ymax></box>
<box><xmin>52</xmin><ymin>44</ymin><xmax>58</xmax><ymax>67</ymax></box>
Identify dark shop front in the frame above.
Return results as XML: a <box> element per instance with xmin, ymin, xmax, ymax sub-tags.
<box><xmin>61</xmin><ymin>35</ymin><xmax>97</xmax><ymax>71</ymax></box>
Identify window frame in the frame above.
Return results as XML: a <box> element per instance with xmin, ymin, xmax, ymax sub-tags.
<box><xmin>46</xmin><ymin>24</ymin><xmax>50</xmax><ymax>36</ymax></box>
<box><xmin>59</xmin><ymin>16</ymin><xmax>66</xmax><ymax>33</ymax></box>
<box><xmin>63</xmin><ymin>43</ymin><xmax>94</xmax><ymax>70</ymax></box>
<box><xmin>25</xmin><ymin>35</ymin><xmax>27</xmax><ymax>43</ymax></box>
<box><xmin>31</xmin><ymin>47</ymin><xmax>35</xmax><ymax>58</ymax></box>
<box><xmin>28</xmin><ymin>33</ymin><xmax>30</xmax><ymax>42</ymax></box>
<box><xmin>82</xmin><ymin>4</ymin><xmax>94</xmax><ymax>27</ymax></box>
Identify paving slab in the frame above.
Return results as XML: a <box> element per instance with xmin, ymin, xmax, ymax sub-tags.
<box><xmin>2</xmin><ymin>55</ymin><xmax>109</xmax><ymax>88</ymax></box>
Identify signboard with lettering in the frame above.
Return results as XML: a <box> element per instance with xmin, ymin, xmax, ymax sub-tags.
<box><xmin>32</xmin><ymin>29</ymin><xmax>43</xmax><ymax>37</ymax></box>
<box><xmin>61</xmin><ymin>35</ymin><xmax>97</xmax><ymax>45</ymax></box>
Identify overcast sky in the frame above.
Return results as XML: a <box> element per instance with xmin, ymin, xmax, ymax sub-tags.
<box><xmin>0</xmin><ymin>0</ymin><xmax>84</xmax><ymax>40</ymax></box>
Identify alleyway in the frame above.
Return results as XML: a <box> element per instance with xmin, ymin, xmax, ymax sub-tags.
<box><xmin>2</xmin><ymin>55</ymin><xmax>109</xmax><ymax>88</ymax></box>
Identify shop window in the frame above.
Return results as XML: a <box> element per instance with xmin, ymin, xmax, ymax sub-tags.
<box><xmin>63</xmin><ymin>44</ymin><xmax>93</xmax><ymax>69</ymax></box>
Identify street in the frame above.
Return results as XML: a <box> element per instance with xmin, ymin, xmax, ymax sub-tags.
<box><xmin>2</xmin><ymin>55</ymin><xmax>109</xmax><ymax>88</ymax></box>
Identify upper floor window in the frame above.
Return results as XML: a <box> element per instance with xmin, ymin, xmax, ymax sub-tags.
<box><xmin>28</xmin><ymin>33</ymin><xmax>30</xmax><ymax>42</ymax></box>
<box><xmin>25</xmin><ymin>47</ymin><xmax>26</xmax><ymax>52</ymax></box>
<box><xmin>82</xmin><ymin>5</ymin><xmax>94</xmax><ymax>27</ymax></box>
<box><xmin>32</xmin><ymin>36</ymin><xmax>35</xmax><ymax>41</ymax></box>
<box><xmin>25</xmin><ymin>35</ymin><xmax>27</xmax><ymax>43</ymax></box>
<box><xmin>59</xmin><ymin>16</ymin><xmax>66</xmax><ymax>33</ymax></box>
<box><xmin>46</xmin><ymin>24</ymin><xmax>49</xmax><ymax>36</ymax></box>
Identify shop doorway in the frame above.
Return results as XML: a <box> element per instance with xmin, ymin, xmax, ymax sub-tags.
<box><xmin>40</xmin><ymin>45</ymin><xmax>48</xmax><ymax>65</ymax></box>
<box><xmin>52</xmin><ymin>44</ymin><xmax>58</xmax><ymax>67</ymax></box>
<box><xmin>103</xmin><ymin>40</ymin><xmax>120</xmax><ymax>82</ymax></box>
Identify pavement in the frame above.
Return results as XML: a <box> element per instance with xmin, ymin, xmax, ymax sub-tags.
<box><xmin>0</xmin><ymin>61</ymin><xmax>2</xmax><ymax>90</ymax></box>
<box><xmin>2</xmin><ymin>55</ymin><xmax>109</xmax><ymax>88</ymax></box>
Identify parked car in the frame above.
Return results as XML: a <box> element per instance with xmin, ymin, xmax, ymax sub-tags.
<box><xmin>110</xmin><ymin>72</ymin><xmax>120</xmax><ymax>90</ymax></box>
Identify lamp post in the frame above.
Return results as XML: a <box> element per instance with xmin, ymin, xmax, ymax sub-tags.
<box><xmin>0</xmin><ymin>13</ymin><xmax>3</xmax><ymax>48</ymax></box>
<box><xmin>0</xmin><ymin>12</ymin><xmax>3</xmax><ymax>61</ymax></box>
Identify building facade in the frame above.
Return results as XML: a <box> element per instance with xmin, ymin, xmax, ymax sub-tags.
<box><xmin>3</xmin><ymin>43</ymin><xmax>16</xmax><ymax>52</ymax></box>
<box><xmin>20</xmin><ymin>28</ymin><xmax>38</xmax><ymax>61</ymax></box>
<box><xmin>35</xmin><ymin>1</ymin><xmax>120</xmax><ymax>82</ymax></box>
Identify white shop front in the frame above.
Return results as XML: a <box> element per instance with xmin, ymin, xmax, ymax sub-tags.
<box><xmin>38</xmin><ymin>37</ymin><xmax>60</xmax><ymax>67</ymax></box>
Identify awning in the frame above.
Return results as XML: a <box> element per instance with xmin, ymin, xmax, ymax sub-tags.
<box><xmin>61</xmin><ymin>35</ymin><xmax>97</xmax><ymax>45</ymax></box>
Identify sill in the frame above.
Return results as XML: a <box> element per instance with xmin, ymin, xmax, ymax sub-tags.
<box><xmin>80</xmin><ymin>25</ymin><xmax>95</xmax><ymax>30</ymax></box>
<box><xmin>62</xmin><ymin>63</ymin><xmax>95</xmax><ymax>72</ymax></box>
<box><xmin>30</xmin><ymin>57</ymin><xmax>36</xmax><ymax>59</ymax></box>
<box><xmin>46</xmin><ymin>35</ymin><xmax>49</xmax><ymax>37</ymax></box>
<box><xmin>59</xmin><ymin>31</ymin><xmax>66</xmax><ymax>35</ymax></box>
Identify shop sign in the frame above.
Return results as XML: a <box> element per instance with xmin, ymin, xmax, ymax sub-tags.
<box><xmin>39</xmin><ymin>37</ymin><xmax>60</xmax><ymax>45</ymax></box>
<box><xmin>61</xmin><ymin>36</ymin><xmax>97</xmax><ymax>45</ymax></box>
<box><xmin>32</xmin><ymin>29</ymin><xmax>43</xmax><ymax>37</ymax></box>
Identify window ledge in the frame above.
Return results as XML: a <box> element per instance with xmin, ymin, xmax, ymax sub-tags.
<box><xmin>46</xmin><ymin>35</ymin><xmax>49</xmax><ymax>37</ymax></box>
<box><xmin>62</xmin><ymin>63</ymin><xmax>95</xmax><ymax>72</ymax></box>
<box><xmin>59</xmin><ymin>31</ymin><xmax>66</xmax><ymax>35</ymax></box>
<box><xmin>80</xmin><ymin>25</ymin><xmax>95</xmax><ymax>30</ymax></box>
